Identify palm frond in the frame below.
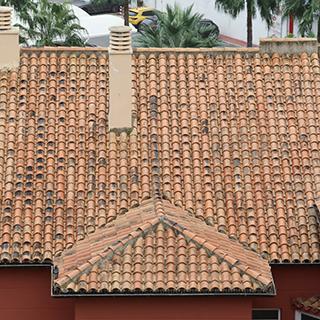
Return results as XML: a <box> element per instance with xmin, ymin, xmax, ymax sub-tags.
<box><xmin>282</xmin><ymin>0</ymin><xmax>320</xmax><ymax>37</ymax></box>
<box><xmin>215</xmin><ymin>0</ymin><xmax>245</xmax><ymax>17</ymax></box>
<box><xmin>137</xmin><ymin>4</ymin><xmax>219</xmax><ymax>48</ymax></box>
<box><xmin>17</xmin><ymin>0</ymin><xmax>87</xmax><ymax>47</ymax></box>
<box><xmin>257</xmin><ymin>0</ymin><xmax>281</xmax><ymax>27</ymax></box>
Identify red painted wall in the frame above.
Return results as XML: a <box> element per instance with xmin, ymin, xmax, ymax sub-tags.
<box><xmin>0</xmin><ymin>267</ymin><xmax>74</xmax><ymax>320</ymax></box>
<box><xmin>0</xmin><ymin>265</ymin><xmax>318</xmax><ymax>320</ymax></box>
<box><xmin>253</xmin><ymin>265</ymin><xmax>320</xmax><ymax>320</ymax></box>
<box><xmin>75</xmin><ymin>296</ymin><xmax>252</xmax><ymax>320</ymax></box>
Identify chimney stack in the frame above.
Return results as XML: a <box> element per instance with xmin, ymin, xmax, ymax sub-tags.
<box><xmin>108</xmin><ymin>26</ymin><xmax>133</xmax><ymax>129</ymax></box>
<box><xmin>0</xmin><ymin>7</ymin><xmax>19</xmax><ymax>70</ymax></box>
<box><xmin>260</xmin><ymin>38</ymin><xmax>318</xmax><ymax>55</ymax></box>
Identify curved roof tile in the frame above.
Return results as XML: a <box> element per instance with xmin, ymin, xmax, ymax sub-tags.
<box><xmin>0</xmin><ymin>48</ymin><xmax>319</xmax><ymax>269</ymax></box>
<box><xmin>53</xmin><ymin>198</ymin><xmax>274</xmax><ymax>295</ymax></box>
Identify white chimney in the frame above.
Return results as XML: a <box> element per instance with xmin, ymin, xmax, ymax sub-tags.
<box><xmin>0</xmin><ymin>6</ymin><xmax>19</xmax><ymax>70</ymax></box>
<box><xmin>108</xmin><ymin>26</ymin><xmax>133</xmax><ymax>129</ymax></box>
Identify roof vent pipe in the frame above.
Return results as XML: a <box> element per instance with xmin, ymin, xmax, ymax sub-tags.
<box><xmin>0</xmin><ymin>6</ymin><xmax>19</xmax><ymax>70</ymax></box>
<box><xmin>108</xmin><ymin>26</ymin><xmax>133</xmax><ymax>129</ymax></box>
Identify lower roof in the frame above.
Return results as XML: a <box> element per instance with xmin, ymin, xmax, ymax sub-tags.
<box><xmin>53</xmin><ymin>197</ymin><xmax>274</xmax><ymax>295</ymax></box>
<box><xmin>296</xmin><ymin>296</ymin><xmax>320</xmax><ymax>316</ymax></box>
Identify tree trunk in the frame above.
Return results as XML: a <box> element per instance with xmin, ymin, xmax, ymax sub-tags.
<box><xmin>124</xmin><ymin>0</ymin><xmax>129</xmax><ymax>26</ymax></box>
<box><xmin>246</xmin><ymin>0</ymin><xmax>253</xmax><ymax>47</ymax></box>
<box><xmin>318</xmin><ymin>16</ymin><xmax>320</xmax><ymax>42</ymax></box>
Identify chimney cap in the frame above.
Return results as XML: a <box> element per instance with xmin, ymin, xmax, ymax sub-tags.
<box><xmin>0</xmin><ymin>6</ymin><xmax>13</xmax><ymax>31</ymax></box>
<box><xmin>109</xmin><ymin>26</ymin><xmax>132</xmax><ymax>33</ymax></box>
<box><xmin>0</xmin><ymin>6</ymin><xmax>13</xmax><ymax>12</ymax></box>
<box><xmin>0</xmin><ymin>5</ymin><xmax>19</xmax><ymax>70</ymax></box>
<box><xmin>109</xmin><ymin>25</ymin><xmax>132</xmax><ymax>54</ymax></box>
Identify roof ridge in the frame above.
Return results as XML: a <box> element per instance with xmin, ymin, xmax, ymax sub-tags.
<box><xmin>55</xmin><ymin>216</ymin><xmax>162</xmax><ymax>289</ymax></box>
<box><xmin>149</xmin><ymin>95</ymin><xmax>162</xmax><ymax>199</ymax></box>
<box><xmin>134</xmin><ymin>47</ymin><xmax>260</xmax><ymax>54</ymax></box>
<box><xmin>54</xmin><ymin>207</ymin><xmax>275</xmax><ymax>294</ymax></box>
<box><xmin>161</xmin><ymin>215</ymin><xmax>272</xmax><ymax>288</ymax></box>
<box><xmin>57</xmin><ymin>196</ymin><xmax>166</xmax><ymax>258</ymax></box>
<box><xmin>53</xmin><ymin>196</ymin><xmax>275</xmax><ymax>295</ymax></box>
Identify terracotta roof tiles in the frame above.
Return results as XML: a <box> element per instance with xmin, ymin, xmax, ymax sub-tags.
<box><xmin>295</xmin><ymin>296</ymin><xmax>320</xmax><ymax>316</ymax></box>
<box><xmin>53</xmin><ymin>197</ymin><xmax>274</xmax><ymax>295</ymax></box>
<box><xmin>0</xmin><ymin>50</ymin><xmax>111</xmax><ymax>262</ymax></box>
<box><xmin>132</xmin><ymin>50</ymin><xmax>320</xmax><ymax>263</ymax></box>
<box><xmin>0</xmin><ymin>47</ymin><xmax>319</xmax><ymax>276</ymax></box>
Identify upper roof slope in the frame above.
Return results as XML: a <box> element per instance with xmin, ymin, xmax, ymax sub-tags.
<box><xmin>0</xmin><ymin>47</ymin><xmax>319</xmax><ymax>265</ymax></box>
<box><xmin>133</xmin><ymin>49</ymin><xmax>320</xmax><ymax>263</ymax></box>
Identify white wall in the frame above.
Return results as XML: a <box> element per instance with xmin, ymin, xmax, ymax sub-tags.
<box><xmin>143</xmin><ymin>0</ymin><xmax>295</xmax><ymax>45</ymax></box>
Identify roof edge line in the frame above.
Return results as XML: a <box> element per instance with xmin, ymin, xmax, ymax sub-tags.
<box><xmin>51</xmin><ymin>288</ymin><xmax>277</xmax><ymax>297</ymax></box>
<box><xmin>161</xmin><ymin>216</ymin><xmax>274</xmax><ymax>289</ymax></box>
<box><xmin>54</xmin><ymin>217</ymin><xmax>162</xmax><ymax>289</ymax></box>
<box><xmin>21</xmin><ymin>47</ymin><xmax>109</xmax><ymax>52</ymax></box>
<box><xmin>133</xmin><ymin>47</ymin><xmax>259</xmax><ymax>54</ymax></box>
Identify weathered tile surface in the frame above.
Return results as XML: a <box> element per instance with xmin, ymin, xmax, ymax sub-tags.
<box><xmin>296</xmin><ymin>296</ymin><xmax>320</xmax><ymax>316</ymax></box>
<box><xmin>54</xmin><ymin>198</ymin><xmax>274</xmax><ymax>294</ymax></box>
<box><xmin>0</xmin><ymin>48</ymin><xmax>319</xmax><ymax>269</ymax></box>
<box><xmin>132</xmin><ymin>50</ymin><xmax>320</xmax><ymax>263</ymax></box>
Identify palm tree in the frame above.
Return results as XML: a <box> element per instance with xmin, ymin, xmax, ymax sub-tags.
<box><xmin>215</xmin><ymin>0</ymin><xmax>280</xmax><ymax>47</ymax></box>
<box><xmin>18</xmin><ymin>0</ymin><xmax>87</xmax><ymax>47</ymax></box>
<box><xmin>137</xmin><ymin>4</ymin><xmax>220</xmax><ymax>48</ymax></box>
<box><xmin>123</xmin><ymin>0</ymin><xmax>129</xmax><ymax>26</ymax></box>
<box><xmin>283</xmin><ymin>0</ymin><xmax>320</xmax><ymax>41</ymax></box>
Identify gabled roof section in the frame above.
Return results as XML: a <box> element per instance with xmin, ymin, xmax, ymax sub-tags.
<box><xmin>53</xmin><ymin>197</ymin><xmax>274</xmax><ymax>295</ymax></box>
<box><xmin>295</xmin><ymin>296</ymin><xmax>320</xmax><ymax>316</ymax></box>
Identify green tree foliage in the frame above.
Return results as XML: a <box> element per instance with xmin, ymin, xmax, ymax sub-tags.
<box><xmin>90</xmin><ymin>0</ymin><xmax>123</xmax><ymax>4</ymax></box>
<box><xmin>214</xmin><ymin>0</ymin><xmax>280</xmax><ymax>47</ymax></box>
<box><xmin>137</xmin><ymin>4</ymin><xmax>220</xmax><ymax>48</ymax></box>
<box><xmin>283</xmin><ymin>0</ymin><xmax>320</xmax><ymax>41</ymax></box>
<box><xmin>0</xmin><ymin>0</ymin><xmax>35</xmax><ymax>25</ymax></box>
<box><xmin>1</xmin><ymin>0</ymin><xmax>87</xmax><ymax>47</ymax></box>
<box><xmin>0</xmin><ymin>0</ymin><xmax>32</xmax><ymax>12</ymax></box>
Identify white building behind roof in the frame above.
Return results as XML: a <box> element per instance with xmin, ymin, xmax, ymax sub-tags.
<box><xmin>143</xmin><ymin>0</ymin><xmax>309</xmax><ymax>45</ymax></box>
<box><xmin>13</xmin><ymin>3</ymin><xmax>136</xmax><ymax>47</ymax></box>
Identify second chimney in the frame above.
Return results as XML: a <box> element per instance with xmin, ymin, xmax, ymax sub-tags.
<box><xmin>260</xmin><ymin>37</ymin><xmax>318</xmax><ymax>55</ymax></box>
<box><xmin>0</xmin><ymin>6</ymin><xmax>19</xmax><ymax>70</ymax></box>
<box><xmin>108</xmin><ymin>26</ymin><xmax>133</xmax><ymax>129</ymax></box>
